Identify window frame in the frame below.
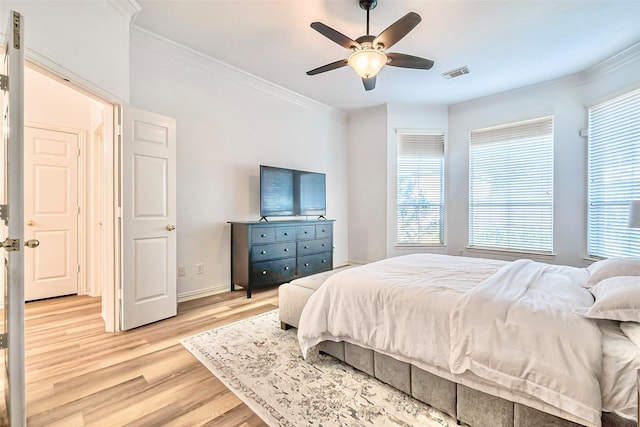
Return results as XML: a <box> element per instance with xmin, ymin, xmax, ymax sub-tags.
<box><xmin>468</xmin><ymin>115</ymin><xmax>555</xmax><ymax>255</ymax></box>
<box><xmin>395</xmin><ymin>131</ymin><xmax>446</xmax><ymax>247</ymax></box>
<box><xmin>587</xmin><ymin>87</ymin><xmax>640</xmax><ymax>259</ymax></box>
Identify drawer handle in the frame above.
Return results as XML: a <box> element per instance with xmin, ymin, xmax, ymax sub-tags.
<box><xmin>321</xmin><ymin>229</ymin><xmax>325</xmax><ymax>233</ymax></box>
<box><xmin>261</xmin><ymin>233</ymin><xmax>267</xmax><ymax>238</ymax></box>
<box><xmin>284</xmin><ymin>266</ymin><xmax>289</xmax><ymax>270</ymax></box>
<box><xmin>304</xmin><ymin>262</ymin><xmax>309</xmax><ymax>266</ymax></box>
<box><xmin>284</xmin><ymin>232</ymin><xmax>289</xmax><ymax>236</ymax></box>
<box><xmin>321</xmin><ymin>243</ymin><xmax>325</xmax><ymax>247</ymax></box>
<box><xmin>284</xmin><ymin>248</ymin><xmax>288</xmax><ymax>252</ymax></box>
<box><xmin>262</xmin><ymin>271</ymin><xmax>267</xmax><ymax>275</ymax></box>
<box><xmin>322</xmin><ymin>259</ymin><xmax>327</xmax><ymax>263</ymax></box>
<box><xmin>304</xmin><ymin>246</ymin><xmax>308</xmax><ymax>249</ymax></box>
<box><xmin>261</xmin><ymin>250</ymin><xmax>267</xmax><ymax>255</ymax></box>
<box><xmin>304</xmin><ymin>231</ymin><xmax>308</xmax><ymax>234</ymax></box>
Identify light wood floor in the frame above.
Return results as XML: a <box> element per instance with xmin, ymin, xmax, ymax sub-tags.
<box><xmin>23</xmin><ymin>287</ymin><xmax>278</xmax><ymax>426</ymax></box>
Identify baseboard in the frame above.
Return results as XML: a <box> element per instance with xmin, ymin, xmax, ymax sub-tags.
<box><xmin>177</xmin><ymin>284</ymin><xmax>229</xmax><ymax>303</ymax></box>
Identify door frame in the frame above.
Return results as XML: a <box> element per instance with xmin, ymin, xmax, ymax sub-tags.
<box><xmin>24</xmin><ymin>57</ymin><xmax>122</xmax><ymax>332</ymax></box>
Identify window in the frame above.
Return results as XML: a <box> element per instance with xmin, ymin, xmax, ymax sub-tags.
<box><xmin>588</xmin><ymin>88</ymin><xmax>640</xmax><ymax>258</ymax></box>
<box><xmin>469</xmin><ymin>116</ymin><xmax>554</xmax><ymax>253</ymax></box>
<box><xmin>396</xmin><ymin>132</ymin><xmax>445</xmax><ymax>245</ymax></box>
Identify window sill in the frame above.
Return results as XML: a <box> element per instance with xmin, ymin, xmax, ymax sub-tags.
<box><xmin>465</xmin><ymin>246</ymin><xmax>556</xmax><ymax>261</ymax></box>
<box><xmin>394</xmin><ymin>245</ymin><xmax>447</xmax><ymax>253</ymax></box>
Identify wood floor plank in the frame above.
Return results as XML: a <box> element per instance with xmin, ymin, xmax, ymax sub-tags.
<box><xmin>25</xmin><ymin>287</ymin><xmax>278</xmax><ymax>426</ymax></box>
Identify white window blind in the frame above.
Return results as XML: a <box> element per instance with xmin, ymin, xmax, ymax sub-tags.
<box><xmin>469</xmin><ymin>116</ymin><xmax>554</xmax><ymax>253</ymax></box>
<box><xmin>397</xmin><ymin>133</ymin><xmax>445</xmax><ymax>245</ymax></box>
<box><xmin>588</xmin><ymin>88</ymin><xmax>640</xmax><ymax>258</ymax></box>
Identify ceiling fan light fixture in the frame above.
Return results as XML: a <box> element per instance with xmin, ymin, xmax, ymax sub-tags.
<box><xmin>348</xmin><ymin>49</ymin><xmax>387</xmax><ymax>78</ymax></box>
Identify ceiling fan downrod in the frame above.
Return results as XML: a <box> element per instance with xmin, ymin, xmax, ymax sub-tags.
<box><xmin>359</xmin><ymin>0</ymin><xmax>377</xmax><ymax>35</ymax></box>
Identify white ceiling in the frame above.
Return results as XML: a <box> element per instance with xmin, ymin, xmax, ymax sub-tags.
<box><xmin>133</xmin><ymin>0</ymin><xmax>640</xmax><ymax>112</ymax></box>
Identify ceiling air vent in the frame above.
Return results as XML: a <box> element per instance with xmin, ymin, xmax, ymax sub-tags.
<box><xmin>442</xmin><ymin>66</ymin><xmax>469</xmax><ymax>79</ymax></box>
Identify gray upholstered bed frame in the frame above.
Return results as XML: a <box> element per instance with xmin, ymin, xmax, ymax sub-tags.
<box><xmin>279</xmin><ymin>271</ymin><xmax>637</xmax><ymax>427</ymax></box>
<box><xmin>316</xmin><ymin>340</ymin><xmax>634</xmax><ymax>427</ymax></box>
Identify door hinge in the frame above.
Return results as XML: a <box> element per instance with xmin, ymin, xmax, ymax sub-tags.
<box><xmin>0</xmin><ymin>204</ymin><xmax>7</xmax><ymax>224</ymax></box>
<box><xmin>0</xmin><ymin>333</ymin><xmax>7</xmax><ymax>350</ymax></box>
<box><xmin>77</xmin><ymin>265</ymin><xmax>80</xmax><ymax>273</ymax></box>
<box><xmin>77</xmin><ymin>206</ymin><xmax>80</xmax><ymax>215</ymax></box>
<box><xmin>0</xmin><ymin>74</ymin><xmax>8</xmax><ymax>92</ymax></box>
<box><xmin>120</xmin><ymin>288</ymin><xmax>124</xmax><ymax>300</ymax></box>
<box><xmin>77</xmin><ymin>148</ymin><xmax>81</xmax><ymax>157</ymax></box>
<box><xmin>1</xmin><ymin>238</ymin><xmax>20</xmax><ymax>252</ymax></box>
<box><xmin>116</xmin><ymin>124</ymin><xmax>122</xmax><ymax>136</ymax></box>
<box><xmin>12</xmin><ymin>11</ymin><xmax>21</xmax><ymax>50</ymax></box>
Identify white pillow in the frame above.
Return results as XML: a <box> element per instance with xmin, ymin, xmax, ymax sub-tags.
<box><xmin>620</xmin><ymin>322</ymin><xmax>640</xmax><ymax>347</ymax></box>
<box><xmin>573</xmin><ymin>276</ymin><xmax>640</xmax><ymax>321</ymax></box>
<box><xmin>585</xmin><ymin>257</ymin><xmax>640</xmax><ymax>288</ymax></box>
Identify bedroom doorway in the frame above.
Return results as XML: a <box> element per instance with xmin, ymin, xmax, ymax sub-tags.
<box><xmin>24</xmin><ymin>63</ymin><xmax>118</xmax><ymax>331</ymax></box>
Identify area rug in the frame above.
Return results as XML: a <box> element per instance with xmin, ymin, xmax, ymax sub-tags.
<box><xmin>180</xmin><ymin>310</ymin><xmax>456</xmax><ymax>427</ymax></box>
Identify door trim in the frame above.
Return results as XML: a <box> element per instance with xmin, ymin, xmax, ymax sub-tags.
<box><xmin>24</xmin><ymin>60</ymin><xmax>120</xmax><ymax>332</ymax></box>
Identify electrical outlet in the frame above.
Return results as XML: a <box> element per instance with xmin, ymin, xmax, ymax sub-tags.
<box><xmin>196</xmin><ymin>263</ymin><xmax>204</xmax><ymax>275</ymax></box>
<box><xmin>178</xmin><ymin>266</ymin><xmax>186</xmax><ymax>277</ymax></box>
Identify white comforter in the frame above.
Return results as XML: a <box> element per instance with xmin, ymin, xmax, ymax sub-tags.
<box><xmin>449</xmin><ymin>259</ymin><xmax>602</xmax><ymax>427</ymax></box>
<box><xmin>298</xmin><ymin>255</ymin><xmax>603</xmax><ymax>427</ymax></box>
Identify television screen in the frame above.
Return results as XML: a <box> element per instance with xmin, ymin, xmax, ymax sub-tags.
<box><xmin>260</xmin><ymin>166</ymin><xmax>295</xmax><ymax>216</ymax></box>
<box><xmin>260</xmin><ymin>165</ymin><xmax>326</xmax><ymax>218</ymax></box>
<box><xmin>298</xmin><ymin>171</ymin><xmax>326</xmax><ymax>216</ymax></box>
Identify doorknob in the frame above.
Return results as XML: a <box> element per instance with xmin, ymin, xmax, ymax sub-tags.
<box><xmin>27</xmin><ymin>220</ymin><xmax>35</xmax><ymax>226</ymax></box>
<box><xmin>25</xmin><ymin>239</ymin><xmax>40</xmax><ymax>248</ymax></box>
<box><xmin>166</xmin><ymin>224</ymin><xmax>176</xmax><ymax>231</ymax></box>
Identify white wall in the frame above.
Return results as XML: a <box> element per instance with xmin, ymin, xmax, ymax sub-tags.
<box><xmin>448</xmin><ymin>45</ymin><xmax>640</xmax><ymax>267</ymax></box>
<box><xmin>346</xmin><ymin>105</ymin><xmax>388</xmax><ymax>264</ymax></box>
<box><xmin>25</xmin><ymin>67</ymin><xmax>91</xmax><ymax>129</ymax></box>
<box><xmin>1</xmin><ymin>1</ymin><xmax>133</xmax><ymax>102</ymax></box>
<box><xmin>129</xmin><ymin>28</ymin><xmax>349</xmax><ymax>297</ymax></box>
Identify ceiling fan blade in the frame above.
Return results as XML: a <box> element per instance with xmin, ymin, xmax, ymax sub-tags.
<box><xmin>362</xmin><ymin>76</ymin><xmax>376</xmax><ymax>91</ymax></box>
<box><xmin>386</xmin><ymin>52</ymin><xmax>434</xmax><ymax>70</ymax></box>
<box><xmin>310</xmin><ymin>22</ymin><xmax>360</xmax><ymax>50</ymax></box>
<box><xmin>306</xmin><ymin>59</ymin><xmax>349</xmax><ymax>76</ymax></box>
<box><xmin>373</xmin><ymin>12</ymin><xmax>421</xmax><ymax>50</ymax></box>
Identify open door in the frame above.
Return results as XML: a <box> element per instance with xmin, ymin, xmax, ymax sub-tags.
<box><xmin>1</xmin><ymin>10</ymin><xmax>27</xmax><ymax>425</ymax></box>
<box><xmin>121</xmin><ymin>107</ymin><xmax>176</xmax><ymax>330</ymax></box>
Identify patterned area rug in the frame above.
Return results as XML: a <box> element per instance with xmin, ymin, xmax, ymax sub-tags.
<box><xmin>180</xmin><ymin>310</ymin><xmax>456</xmax><ymax>427</ymax></box>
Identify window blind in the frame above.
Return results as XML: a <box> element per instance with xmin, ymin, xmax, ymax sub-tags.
<box><xmin>397</xmin><ymin>133</ymin><xmax>445</xmax><ymax>245</ymax></box>
<box><xmin>588</xmin><ymin>88</ymin><xmax>640</xmax><ymax>258</ymax></box>
<box><xmin>469</xmin><ymin>116</ymin><xmax>554</xmax><ymax>253</ymax></box>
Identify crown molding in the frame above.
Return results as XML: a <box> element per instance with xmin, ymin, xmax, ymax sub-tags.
<box><xmin>451</xmin><ymin>42</ymin><xmax>640</xmax><ymax>112</ymax></box>
<box><xmin>108</xmin><ymin>0</ymin><xmax>142</xmax><ymax>24</ymax></box>
<box><xmin>581</xmin><ymin>41</ymin><xmax>640</xmax><ymax>84</ymax></box>
<box><xmin>130</xmin><ymin>26</ymin><xmax>344</xmax><ymax>118</ymax></box>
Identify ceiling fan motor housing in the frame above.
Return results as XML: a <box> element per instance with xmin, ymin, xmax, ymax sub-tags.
<box><xmin>359</xmin><ymin>0</ymin><xmax>377</xmax><ymax>11</ymax></box>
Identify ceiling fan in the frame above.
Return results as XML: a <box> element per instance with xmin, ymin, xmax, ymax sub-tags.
<box><xmin>306</xmin><ymin>0</ymin><xmax>434</xmax><ymax>91</ymax></box>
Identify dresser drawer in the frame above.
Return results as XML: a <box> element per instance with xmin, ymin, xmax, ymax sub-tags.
<box><xmin>275</xmin><ymin>226</ymin><xmax>296</xmax><ymax>241</ymax></box>
<box><xmin>297</xmin><ymin>225</ymin><xmax>316</xmax><ymax>240</ymax></box>
<box><xmin>251</xmin><ymin>227</ymin><xmax>275</xmax><ymax>244</ymax></box>
<box><xmin>297</xmin><ymin>238</ymin><xmax>332</xmax><ymax>256</ymax></box>
<box><xmin>252</xmin><ymin>242</ymin><xmax>296</xmax><ymax>262</ymax></box>
<box><xmin>251</xmin><ymin>258</ymin><xmax>296</xmax><ymax>286</ymax></box>
<box><xmin>315</xmin><ymin>224</ymin><xmax>332</xmax><ymax>238</ymax></box>
<box><xmin>298</xmin><ymin>252</ymin><xmax>332</xmax><ymax>276</ymax></box>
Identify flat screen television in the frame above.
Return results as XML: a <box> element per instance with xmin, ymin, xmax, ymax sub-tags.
<box><xmin>260</xmin><ymin>165</ymin><xmax>326</xmax><ymax>219</ymax></box>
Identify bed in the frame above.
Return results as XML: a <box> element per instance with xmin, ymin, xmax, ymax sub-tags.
<box><xmin>292</xmin><ymin>254</ymin><xmax>640</xmax><ymax>427</ymax></box>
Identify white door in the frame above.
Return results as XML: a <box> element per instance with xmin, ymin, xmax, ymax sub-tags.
<box><xmin>1</xmin><ymin>10</ymin><xmax>26</xmax><ymax>425</ymax></box>
<box><xmin>24</xmin><ymin>126</ymin><xmax>78</xmax><ymax>301</ymax></box>
<box><xmin>121</xmin><ymin>107</ymin><xmax>176</xmax><ymax>330</ymax></box>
